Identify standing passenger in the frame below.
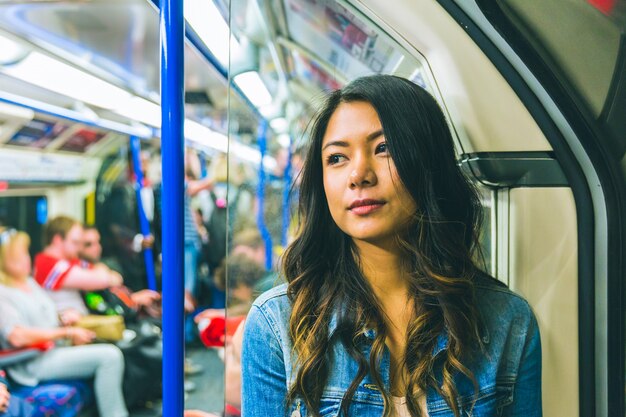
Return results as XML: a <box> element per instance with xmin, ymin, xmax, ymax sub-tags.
<box><xmin>241</xmin><ymin>75</ymin><xmax>542</xmax><ymax>417</ymax></box>
<box><xmin>97</xmin><ymin>150</ymin><xmax>158</xmax><ymax>293</ymax></box>
<box><xmin>182</xmin><ymin>163</ymin><xmax>214</xmax><ymax>343</ymax></box>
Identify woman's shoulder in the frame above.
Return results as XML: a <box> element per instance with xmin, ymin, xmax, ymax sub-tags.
<box><xmin>252</xmin><ymin>283</ymin><xmax>289</xmax><ymax>308</ymax></box>
<box><xmin>249</xmin><ymin>284</ymin><xmax>291</xmax><ymax>327</ymax></box>
<box><xmin>246</xmin><ymin>284</ymin><xmax>291</xmax><ymax>346</ymax></box>
<box><xmin>472</xmin><ymin>272</ymin><xmax>537</xmax><ymax>329</ymax></box>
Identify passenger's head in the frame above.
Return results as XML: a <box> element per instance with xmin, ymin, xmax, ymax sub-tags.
<box><xmin>272</xmin><ymin>146</ymin><xmax>290</xmax><ymax>176</ymax></box>
<box><xmin>127</xmin><ymin>148</ymin><xmax>153</xmax><ymax>179</ymax></box>
<box><xmin>294</xmin><ymin>74</ymin><xmax>481</xmax><ymax>271</ymax></box>
<box><xmin>80</xmin><ymin>225</ymin><xmax>102</xmax><ymax>263</ymax></box>
<box><xmin>291</xmin><ymin>146</ymin><xmax>306</xmax><ymax>184</ymax></box>
<box><xmin>140</xmin><ymin>150</ymin><xmax>152</xmax><ymax>177</ymax></box>
<box><xmin>184</xmin><ymin>148</ymin><xmax>202</xmax><ymax>180</ymax></box>
<box><xmin>0</xmin><ymin>227</ymin><xmax>31</xmax><ymax>284</ymax></box>
<box><xmin>214</xmin><ymin>253</ymin><xmax>266</xmax><ymax>305</ymax></box>
<box><xmin>231</xmin><ymin>229</ymin><xmax>265</xmax><ymax>267</ymax></box>
<box><xmin>43</xmin><ymin>216</ymin><xmax>83</xmax><ymax>260</ymax></box>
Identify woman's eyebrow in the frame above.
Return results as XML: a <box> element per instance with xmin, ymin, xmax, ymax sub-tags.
<box><xmin>366</xmin><ymin>129</ymin><xmax>384</xmax><ymax>141</ymax></box>
<box><xmin>322</xmin><ymin>129</ymin><xmax>384</xmax><ymax>151</ymax></box>
<box><xmin>322</xmin><ymin>140</ymin><xmax>349</xmax><ymax>151</ymax></box>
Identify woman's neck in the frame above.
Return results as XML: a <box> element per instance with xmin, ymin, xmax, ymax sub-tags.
<box><xmin>354</xmin><ymin>239</ymin><xmax>409</xmax><ymax>301</ymax></box>
<box><xmin>355</xmin><ymin>239</ymin><xmax>415</xmax><ymax>396</ymax></box>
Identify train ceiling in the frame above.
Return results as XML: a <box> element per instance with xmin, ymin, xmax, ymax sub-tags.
<box><xmin>0</xmin><ymin>0</ymin><xmax>427</xmax><ymax>156</ymax></box>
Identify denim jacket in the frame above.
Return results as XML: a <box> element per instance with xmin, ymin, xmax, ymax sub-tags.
<box><xmin>241</xmin><ymin>276</ymin><xmax>542</xmax><ymax>417</ymax></box>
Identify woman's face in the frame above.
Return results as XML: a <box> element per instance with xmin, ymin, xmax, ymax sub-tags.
<box><xmin>321</xmin><ymin>101</ymin><xmax>417</xmax><ymax>246</ymax></box>
<box><xmin>2</xmin><ymin>241</ymin><xmax>31</xmax><ymax>280</ymax></box>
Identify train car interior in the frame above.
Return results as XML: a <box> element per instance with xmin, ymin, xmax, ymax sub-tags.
<box><xmin>0</xmin><ymin>0</ymin><xmax>624</xmax><ymax>416</ymax></box>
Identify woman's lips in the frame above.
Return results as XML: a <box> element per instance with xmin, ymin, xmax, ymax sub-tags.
<box><xmin>348</xmin><ymin>199</ymin><xmax>385</xmax><ymax>215</ymax></box>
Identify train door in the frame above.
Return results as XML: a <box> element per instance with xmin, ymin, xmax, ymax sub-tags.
<box><xmin>451</xmin><ymin>3</ymin><xmax>625</xmax><ymax>416</ymax></box>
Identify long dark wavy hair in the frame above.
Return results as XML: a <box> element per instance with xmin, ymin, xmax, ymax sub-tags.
<box><xmin>282</xmin><ymin>75</ymin><xmax>484</xmax><ymax>417</ymax></box>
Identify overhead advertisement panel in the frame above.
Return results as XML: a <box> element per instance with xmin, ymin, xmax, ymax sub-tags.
<box><xmin>0</xmin><ymin>148</ymin><xmax>83</xmax><ymax>182</ymax></box>
<box><xmin>7</xmin><ymin>118</ymin><xmax>69</xmax><ymax>149</ymax></box>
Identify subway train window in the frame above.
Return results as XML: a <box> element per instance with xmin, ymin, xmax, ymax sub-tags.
<box><xmin>0</xmin><ymin>195</ymin><xmax>47</xmax><ymax>256</ymax></box>
<box><xmin>0</xmin><ymin>0</ymin><xmax>623</xmax><ymax>416</ymax></box>
<box><xmin>492</xmin><ymin>0</ymin><xmax>623</xmax><ymax>120</ymax></box>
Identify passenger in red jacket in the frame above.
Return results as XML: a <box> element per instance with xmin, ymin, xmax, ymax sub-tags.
<box><xmin>33</xmin><ymin>216</ymin><xmax>123</xmax><ymax>323</ymax></box>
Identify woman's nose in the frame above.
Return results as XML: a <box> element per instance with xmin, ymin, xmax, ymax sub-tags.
<box><xmin>349</xmin><ymin>156</ymin><xmax>377</xmax><ymax>189</ymax></box>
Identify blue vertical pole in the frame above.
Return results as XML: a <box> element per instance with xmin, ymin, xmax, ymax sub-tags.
<box><xmin>255</xmin><ymin>121</ymin><xmax>273</xmax><ymax>270</ymax></box>
<box><xmin>129</xmin><ymin>136</ymin><xmax>157</xmax><ymax>291</ymax></box>
<box><xmin>160</xmin><ymin>0</ymin><xmax>184</xmax><ymax>415</ymax></box>
<box><xmin>281</xmin><ymin>139</ymin><xmax>293</xmax><ymax>247</ymax></box>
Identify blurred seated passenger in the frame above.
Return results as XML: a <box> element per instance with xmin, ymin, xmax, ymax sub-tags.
<box><xmin>194</xmin><ymin>249</ymin><xmax>270</xmax><ymax>347</ymax></box>
<box><xmin>80</xmin><ymin>226</ymin><xmax>163</xmax><ymax>409</ymax></box>
<box><xmin>230</xmin><ymin>230</ymin><xmax>265</xmax><ymax>268</ymax></box>
<box><xmin>191</xmin><ymin>312</ymin><xmax>245</xmax><ymax>417</ymax></box>
<box><xmin>80</xmin><ymin>226</ymin><xmax>160</xmax><ymax>318</ymax></box>
<box><xmin>33</xmin><ymin>216</ymin><xmax>123</xmax><ymax>322</ymax></box>
<box><xmin>0</xmin><ymin>227</ymin><xmax>128</xmax><ymax>417</ymax></box>
<box><xmin>231</xmin><ymin>229</ymin><xmax>282</xmax><ymax>296</ymax></box>
<box><xmin>192</xmin><ymin>252</ymin><xmax>262</xmax><ymax>347</ymax></box>
<box><xmin>213</xmin><ymin>253</ymin><xmax>266</xmax><ymax>316</ymax></box>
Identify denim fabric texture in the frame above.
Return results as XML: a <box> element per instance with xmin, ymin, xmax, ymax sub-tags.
<box><xmin>241</xmin><ymin>275</ymin><xmax>542</xmax><ymax>417</ymax></box>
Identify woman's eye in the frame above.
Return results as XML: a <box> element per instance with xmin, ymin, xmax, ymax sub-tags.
<box><xmin>326</xmin><ymin>154</ymin><xmax>346</xmax><ymax>165</ymax></box>
<box><xmin>375</xmin><ymin>142</ymin><xmax>388</xmax><ymax>154</ymax></box>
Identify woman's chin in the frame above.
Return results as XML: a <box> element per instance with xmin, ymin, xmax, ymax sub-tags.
<box><xmin>348</xmin><ymin>231</ymin><xmax>398</xmax><ymax>249</ymax></box>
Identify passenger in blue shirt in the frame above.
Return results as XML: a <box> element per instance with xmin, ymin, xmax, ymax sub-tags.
<box><xmin>242</xmin><ymin>75</ymin><xmax>542</xmax><ymax>417</ymax></box>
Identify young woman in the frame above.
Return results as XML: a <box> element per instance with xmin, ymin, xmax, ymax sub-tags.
<box><xmin>0</xmin><ymin>228</ymin><xmax>129</xmax><ymax>417</ymax></box>
<box><xmin>241</xmin><ymin>75</ymin><xmax>541</xmax><ymax>417</ymax></box>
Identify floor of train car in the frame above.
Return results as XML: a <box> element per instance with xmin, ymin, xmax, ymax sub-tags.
<box><xmin>184</xmin><ymin>346</ymin><xmax>225</xmax><ymax>414</ymax></box>
<box><xmin>130</xmin><ymin>346</ymin><xmax>225</xmax><ymax>417</ymax></box>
